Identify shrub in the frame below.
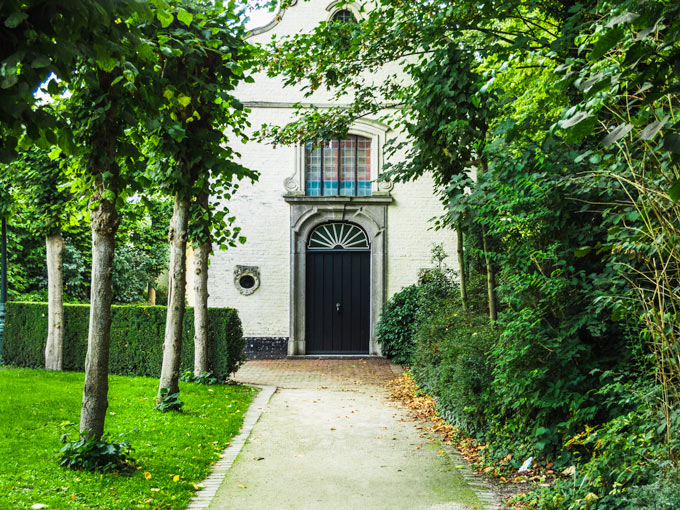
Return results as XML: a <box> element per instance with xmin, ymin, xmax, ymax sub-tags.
<box><xmin>2</xmin><ymin>302</ymin><xmax>245</xmax><ymax>379</ymax></box>
<box><xmin>378</xmin><ymin>266</ymin><xmax>459</xmax><ymax>365</ymax></box>
<box><xmin>410</xmin><ymin>293</ymin><xmax>497</xmax><ymax>436</ymax></box>
<box><xmin>154</xmin><ymin>389</ymin><xmax>184</xmax><ymax>412</ymax></box>
<box><xmin>57</xmin><ymin>425</ymin><xmax>136</xmax><ymax>473</ymax></box>
<box><xmin>376</xmin><ymin>284</ymin><xmax>422</xmax><ymax>364</ymax></box>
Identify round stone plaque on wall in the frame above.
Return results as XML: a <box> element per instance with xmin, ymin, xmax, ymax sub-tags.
<box><xmin>234</xmin><ymin>265</ymin><xmax>260</xmax><ymax>296</ymax></box>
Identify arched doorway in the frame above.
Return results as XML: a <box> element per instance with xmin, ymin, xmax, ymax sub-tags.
<box><xmin>305</xmin><ymin>222</ymin><xmax>370</xmax><ymax>354</ymax></box>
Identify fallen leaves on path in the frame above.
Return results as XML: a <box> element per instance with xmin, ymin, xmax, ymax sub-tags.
<box><xmin>387</xmin><ymin>372</ymin><xmax>556</xmax><ymax>509</ymax></box>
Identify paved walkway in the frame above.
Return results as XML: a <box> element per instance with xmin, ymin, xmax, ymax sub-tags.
<box><xmin>232</xmin><ymin>358</ymin><xmax>402</xmax><ymax>389</ymax></box>
<box><xmin>205</xmin><ymin>359</ymin><xmax>493</xmax><ymax>510</ymax></box>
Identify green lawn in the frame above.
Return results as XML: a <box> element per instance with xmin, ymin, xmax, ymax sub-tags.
<box><xmin>0</xmin><ymin>367</ymin><xmax>256</xmax><ymax>509</ymax></box>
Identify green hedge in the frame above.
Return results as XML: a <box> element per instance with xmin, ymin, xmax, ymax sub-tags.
<box><xmin>2</xmin><ymin>302</ymin><xmax>245</xmax><ymax>379</ymax></box>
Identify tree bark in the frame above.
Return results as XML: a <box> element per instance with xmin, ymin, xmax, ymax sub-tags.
<box><xmin>44</xmin><ymin>231</ymin><xmax>65</xmax><ymax>370</ymax></box>
<box><xmin>192</xmin><ymin>240</ymin><xmax>210</xmax><ymax>376</ymax></box>
<box><xmin>148</xmin><ymin>285</ymin><xmax>156</xmax><ymax>305</ymax></box>
<box><xmin>478</xmin><ymin>154</ymin><xmax>498</xmax><ymax>322</ymax></box>
<box><xmin>158</xmin><ymin>194</ymin><xmax>190</xmax><ymax>399</ymax></box>
<box><xmin>482</xmin><ymin>227</ymin><xmax>498</xmax><ymax>321</ymax></box>
<box><xmin>456</xmin><ymin>224</ymin><xmax>469</xmax><ymax>313</ymax></box>
<box><xmin>80</xmin><ymin>199</ymin><xmax>119</xmax><ymax>439</ymax></box>
<box><xmin>192</xmin><ymin>193</ymin><xmax>211</xmax><ymax>376</ymax></box>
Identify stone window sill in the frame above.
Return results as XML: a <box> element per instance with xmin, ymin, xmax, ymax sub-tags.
<box><xmin>282</xmin><ymin>193</ymin><xmax>393</xmax><ymax>205</ymax></box>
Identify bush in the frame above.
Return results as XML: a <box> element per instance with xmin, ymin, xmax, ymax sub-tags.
<box><xmin>376</xmin><ymin>284</ymin><xmax>422</xmax><ymax>364</ymax></box>
<box><xmin>377</xmin><ymin>266</ymin><xmax>459</xmax><ymax>365</ymax></box>
<box><xmin>2</xmin><ymin>302</ymin><xmax>245</xmax><ymax>379</ymax></box>
<box><xmin>57</xmin><ymin>426</ymin><xmax>136</xmax><ymax>473</ymax></box>
<box><xmin>410</xmin><ymin>293</ymin><xmax>497</xmax><ymax>436</ymax></box>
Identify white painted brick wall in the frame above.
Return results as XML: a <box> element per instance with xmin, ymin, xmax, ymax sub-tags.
<box><xmin>199</xmin><ymin>0</ymin><xmax>458</xmax><ymax>338</ymax></box>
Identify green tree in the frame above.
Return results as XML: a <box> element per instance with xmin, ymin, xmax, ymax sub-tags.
<box><xmin>261</xmin><ymin>0</ymin><xmax>677</xmax><ymax>475</ymax></box>
<box><xmin>140</xmin><ymin>1</ymin><xmax>258</xmax><ymax>404</ymax></box>
<box><xmin>189</xmin><ymin>181</ymin><xmax>245</xmax><ymax>377</ymax></box>
<box><xmin>9</xmin><ymin>146</ymin><xmax>76</xmax><ymax>370</ymax></box>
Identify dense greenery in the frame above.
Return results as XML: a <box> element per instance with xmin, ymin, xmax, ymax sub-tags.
<box><xmin>1</xmin><ymin>0</ymin><xmax>259</xmax><ymax>439</ymax></box>
<box><xmin>0</xmin><ymin>367</ymin><xmax>255</xmax><ymax>509</ymax></box>
<box><xmin>2</xmin><ymin>302</ymin><xmax>245</xmax><ymax>380</ymax></box>
<box><xmin>2</xmin><ymin>191</ymin><xmax>172</xmax><ymax>304</ymax></box>
<box><xmin>267</xmin><ymin>0</ymin><xmax>680</xmax><ymax>506</ymax></box>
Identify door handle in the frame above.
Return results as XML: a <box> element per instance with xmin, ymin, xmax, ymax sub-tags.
<box><xmin>336</xmin><ymin>302</ymin><xmax>341</xmax><ymax>313</ymax></box>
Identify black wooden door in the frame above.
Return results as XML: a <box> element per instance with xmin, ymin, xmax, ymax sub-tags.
<box><xmin>306</xmin><ymin>251</ymin><xmax>370</xmax><ymax>354</ymax></box>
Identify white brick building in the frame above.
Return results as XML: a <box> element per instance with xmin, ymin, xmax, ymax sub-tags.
<box><xmin>192</xmin><ymin>0</ymin><xmax>457</xmax><ymax>356</ymax></box>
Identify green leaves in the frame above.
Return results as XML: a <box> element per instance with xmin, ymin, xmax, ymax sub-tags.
<box><xmin>589</xmin><ymin>27</ymin><xmax>625</xmax><ymax>61</ymax></box>
<box><xmin>601</xmin><ymin>123</ymin><xmax>633</xmax><ymax>146</ymax></box>
<box><xmin>663</xmin><ymin>134</ymin><xmax>680</xmax><ymax>154</ymax></box>
<box><xmin>639</xmin><ymin>117</ymin><xmax>668</xmax><ymax>141</ymax></box>
<box><xmin>156</xmin><ymin>10</ymin><xmax>173</xmax><ymax>28</ymax></box>
<box><xmin>4</xmin><ymin>11</ymin><xmax>27</xmax><ymax>28</ymax></box>
<box><xmin>30</xmin><ymin>55</ymin><xmax>51</xmax><ymax>69</ymax></box>
<box><xmin>177</xmin><ymin>8</ymin><xmax>193</xmax><ymax>26</ymax></box>
<box><xmin>669</xmin><ymin>180</ymin><xmax>680</xmax><ymax>203</ymax></box>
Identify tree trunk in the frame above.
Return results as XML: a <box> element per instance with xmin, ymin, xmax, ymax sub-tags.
<box><xmin>482</xmin><ymin>227</ymin><xmax>498</xmax><ymax>321</ymax></box>
<box><xmin>192</xmin><ymin>240</ymin><xmax>210</xmax><ymax>376</ymax></box>
<box><xmin>456</xmin><ymin>224</ymin><xmax>469</xmax><ymax>313</ymax></box>
<box><xmin>193</xmin><ymin>192</ymin><xmax>210</xmax><ymax>377</ymax></box>
<box><xmin>158</xmin><ymin>194</ymin><xmax>190</xmax><ymax>400</ymax></box>
<box><xmin>80</xmin><ymin>199</ymin><xmax>119</xmax><ymax>439</ymax></box>
<box><xmin>148</xmin><ymin>285</ymin><xmax>156</xmax><ymax>305</ymax></box>
<box><xmin>44</xmin><ymin>231</ymin><xmax>65</xmax><ymax>371</ymax></box>
<box><xmin>478</xmin><ymin>154</ymin><xmax>498</xmax><ymax>322</ymax></box>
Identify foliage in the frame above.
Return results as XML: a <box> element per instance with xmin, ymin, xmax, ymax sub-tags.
<box><xmin>264</xmin><ymin>4</ymin><xmax>679</xmax><ymax>505</ymax></box>
<box><xmin>378</xmin><ymin>245</ymin><xmax>459</xmax><ymax>364</ymax></box>
<box><xmin>626</xmin><ymin>462</ymin><xmax>680</xmax><ymax>510</ymax></box>
<box><xmin>376</xmin><ymin>284</ymin><xmax>422</xmax><ymax>364</ymax></box>
<box><xmin>180</xmin><ymin>369</ymin><xmax>221</xmax><ymax>385</ymax></box>
<box><xmin>2</xmin><ymin>146</ymin><xmax>76</xmax><ymax>235</ymax></box>
<box><xmin>2</xmin><ymin>193</ymin><xmax>171</xmax><ymax>304</ymax></box>
<box><xmin>2</xmin><ymin>302</ymin><xmax>246</xmax><ymax>380</ymax></box>
<box><xmin>57</xmin><ymin>425</ymin><xmax>135</xmax><ymax>473</ymax></box>
<box><xmin>412</xmin><ymin>301</ymin><xmax>497</xmax><ymax>436</ymax></box>
<box><xmin>154</xmin><ymin>389</ymin><xmax>184</xmax><ymax>413</ymax></box>
<box><xmin>0</xmin><ymin>367</ymin><xmax>255</xmax><ymax>509</ymax></box>
<box><xmin>0</xmin><ymin>1</ymin><xmax>140</xmax><ymax>163</ymax></box>
<box><xmin>111</xmin><ymin>245</ymin><xmax>158</xmax><ymax>304</ymax></box>
<box><xmin>141</xmin><ymin>0</ymin><xmax>258</xmax><ymax>241</ymax></box>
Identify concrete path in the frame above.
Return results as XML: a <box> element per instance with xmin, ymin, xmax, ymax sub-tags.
<box><xmin>206</xmin><ymin>359</ymin><xmax>491</xmax><ymax>510</ymax></box>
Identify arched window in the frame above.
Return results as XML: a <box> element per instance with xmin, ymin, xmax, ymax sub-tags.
<box><xmin>331</xmin><ymin>9</ymin><xmax>356</xmax><ymax>23</ymax></box>
<box><xmin>308</xmin><ymin>222</ymin><xmax>369</xmax><ymax>250</ymax></box>
<box><xmin>305</xmin><ymin>135</ymin><xmax>371</xmax><ymax>197</ymax></box>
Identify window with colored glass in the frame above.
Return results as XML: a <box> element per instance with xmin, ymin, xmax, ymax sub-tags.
<box><xmin>305</xmin><ymin>135</ymin><xmax>371</xmax><ymax>197</ymax></box>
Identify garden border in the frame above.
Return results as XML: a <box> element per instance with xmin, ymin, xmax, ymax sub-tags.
<box><xmin>185</xmin><ymin>384</ymin><xmax>277</xmax><ymax>510</ymax></box>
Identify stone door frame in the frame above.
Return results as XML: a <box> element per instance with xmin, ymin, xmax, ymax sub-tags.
<box><xmin>284</xmin><ymin>196</ymin><xmax>392</xmax><ymax>355</ymax></box>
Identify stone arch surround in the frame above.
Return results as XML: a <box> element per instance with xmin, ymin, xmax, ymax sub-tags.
<box><xmin>284</xmin><ymin>196</ymin><xmax>392</xmax><ymax>355</ymax></box>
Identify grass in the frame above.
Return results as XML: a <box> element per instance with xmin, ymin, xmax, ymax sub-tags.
<box><xmin>0</xmin><ymin>367</ymin><xmax>257</xmax><ymax>509</ymax></box>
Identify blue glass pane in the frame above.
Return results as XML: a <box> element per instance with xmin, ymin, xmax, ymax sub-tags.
<box><xmin>323</xmin><ymin>182</ymin><xmax>338</xmax><ymax>196</ymax></box>
<box><xmin>306</xmin><ymin>180</ymin><xmax>321</xmax><ymax>196</ymax></box>
<box><xmin>358</xmin><ymin>181</ymin><xmax>371</xmax><ymax>196</ymax></box>
<box><xmin>340</xmin><ymin>181</ymin><xmax>355</xmax><ymax>196</ymax></box>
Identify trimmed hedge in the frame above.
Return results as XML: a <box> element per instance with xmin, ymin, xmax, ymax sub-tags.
<box><xmin>2</xmin><ymin>302</ymin><xmax>245</xmax><ymax>380</ymax></box>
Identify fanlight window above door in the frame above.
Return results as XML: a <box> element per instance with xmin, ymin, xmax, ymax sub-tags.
<box><xmin>308</xmin><ymin>223</ymin><xmax>369</xmax><ymax>251</ymax></box>
<box><xmin>305</xmin><ymin>135</ymin><xmax>371</xmax><ymax>197</ymax></box>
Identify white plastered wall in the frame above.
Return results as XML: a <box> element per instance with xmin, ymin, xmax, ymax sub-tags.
<box><xmin>199</xmin><ymin>0</ymin><xmax>458</xmax><ymax>338</ymax></box>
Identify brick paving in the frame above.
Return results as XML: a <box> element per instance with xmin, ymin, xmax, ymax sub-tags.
<box><xmin>231</xmin><ymin>358</ymin><xmax>403</xmax><ymax>389</ymax></box>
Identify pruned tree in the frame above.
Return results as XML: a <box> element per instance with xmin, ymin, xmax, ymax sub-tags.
<box><xmin>189</xmin><ymin>181</ymin><xmax>246</xmax><ymax>377</ymax></box>
<box><xmin>11</xmin><ymin>146</ymin><xmax>76</xmax><ymax>370</ymax></box>
<box><xmin>145</xmin><ymin>1</ymin><xmax>258</xmax><ymax>403</ymax></box>
<box><xmin>63</xmin><ymin>2</ymin><xmax>160</xmax><ymax>439</ymax></box>
<box><xmin>191</xmin><ymin>192</ymin><xmax>211</xmax><ymax>376</ymax></box>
